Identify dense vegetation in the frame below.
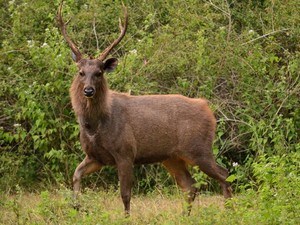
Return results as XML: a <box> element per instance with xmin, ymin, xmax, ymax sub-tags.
<box><xmin>1</xmin><ymin>0</ymin><xmax>299</xmax><ymax>224</ymax></box>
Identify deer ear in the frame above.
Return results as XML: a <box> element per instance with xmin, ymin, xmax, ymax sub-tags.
<box><xmin>103</xmin><ymin>58</ymin><xmax>118</xmax><ymax>73</ymax></box>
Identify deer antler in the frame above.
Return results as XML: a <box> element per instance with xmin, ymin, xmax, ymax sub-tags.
<box><xmin>57</xmin><ymin>1</ymin><xmax>82</xmax><ymax>62</ymax></box>
<box><xmin>98</xmin><ymin>4</ymin><xmax>128</xmax><ymax>61</ymax></box>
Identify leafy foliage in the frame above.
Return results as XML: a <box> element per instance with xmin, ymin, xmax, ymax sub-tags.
<box><xmin>0</xmin><ymin>2</ymin><xmax>299</xmax><ymax>222</ymax></box>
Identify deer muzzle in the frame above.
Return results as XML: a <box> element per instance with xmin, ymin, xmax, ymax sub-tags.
<box><xmin>84</xmin><ymin>87</ymin><xmax>95</xmax><ymax>98</ymax></box>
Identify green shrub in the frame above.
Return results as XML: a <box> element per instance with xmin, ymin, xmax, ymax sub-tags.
<box><xmin>0</xmin><ymin>0</ymin><xmax>299</xmax><ymax>202</ymax></box>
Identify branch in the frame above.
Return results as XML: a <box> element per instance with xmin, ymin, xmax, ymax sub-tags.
<box><xmin>242</xmin><ymin>28</ymin><xmax>289</xmax><ymax>45</ymax></box>
<box><xmin>93</xmin><ymin>16</ymin><xmax>99</xmax><ymax>51</ymax></box>
<box><xmin>208</xmin><ymin>0</ymin><xmax>230</xmax><ymax>16</ymax></box>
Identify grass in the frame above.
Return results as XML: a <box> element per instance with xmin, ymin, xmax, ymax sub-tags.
<box><xmin>0</xmin><ymin>187</ymin><xmax>299</xmax><ymax>225</ymax></box>
<box><xmin>0</xmin><ymin>187</ymin><xmax>227</xmax><ymax>225</ymax></box>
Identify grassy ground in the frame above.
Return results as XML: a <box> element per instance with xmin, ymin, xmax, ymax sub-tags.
<box><xmin>1</xmin><ymin>187</ymin><xmax>298</xmax><ymax>225</ymax></box>
<box><xmin>0</xmin><ymin>188</ymin><xmax>230</xmax><ymax>225</ymax></box>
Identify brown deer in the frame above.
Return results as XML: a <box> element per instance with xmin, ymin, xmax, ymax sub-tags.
<box><xmin>57</xmin><ymin>2</ymin><xmax>232</xmax><ymax>216</ymax></box>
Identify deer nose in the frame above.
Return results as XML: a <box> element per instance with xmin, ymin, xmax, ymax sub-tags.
<box><xmin>84</xmin><ymin>87</ymin><xmax>95</xmax><ymax>97</ymax></box>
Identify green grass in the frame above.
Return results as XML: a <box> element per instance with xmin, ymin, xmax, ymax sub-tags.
<box><xmin>0</xmin><ymin>188</ymin><xmax>299</xmax><ymax>225</ymax></box>
<box><xmin>0</xmin><ymin>188</ymin><xmax>222</xmax><ymax>225</ymax></box>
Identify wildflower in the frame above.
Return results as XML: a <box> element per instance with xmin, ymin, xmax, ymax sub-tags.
<box><xmin>27</xmin><ymin>40</ymin><xmax>34</xmax><ymax>47</ymax></box>
<box><xmin>232</xmin><ymin>162</ymin><xmax>239</xmax><ymax>167</ymax></box>
<box><xmin>130</xmin><ymin>49</ymin><xmax>137</xmax><ymax>54</ymax></box>
<box><xmin>41</xmin><ymin>42</ymin><xmax>48</xmax><ymax>48</ymax></box>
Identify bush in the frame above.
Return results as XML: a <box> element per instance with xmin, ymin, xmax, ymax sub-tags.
<box><xmin>0</xmin><ymin>0</ymin><xmax>299</xmax><ymax>201</ymax></box>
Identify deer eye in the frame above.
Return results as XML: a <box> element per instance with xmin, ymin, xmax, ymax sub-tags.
<box><xmin>95</xmin><ymin>71</ymin><xmax>102</xmax><ymax>77</ymax></box>
<box><xmin>79</xmin><ymin>71</ymin><xmax>85</xmax><ymax>76</ymax></box>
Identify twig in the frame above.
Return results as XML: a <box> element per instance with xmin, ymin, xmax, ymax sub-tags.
<box><xmin>0</xmin><ymin>49</ymin><xmax>24</xmax><ymax>55</ymax></box>
<box><xmin>93</xmin><ymin>16</ymin><xmax>99</xmax><ymax>51</ymax></box>
<box><xmin>215</xmin><ymin>106</ymin><xmax>252</xmax><ymax>127</ymax></box>
<box><xmin>241</xmin><ymin>28</ymin><xmax>289</xmax><ymax>45</ymax></box>
<box><xmin>216</xmin><ymin>118</ymin><xmax>253</xmax><ymax>128</ymax></box>
<box><xmin>224</xmin><ymin>0</ymin><xmax>232</xmax><ymax>42</ymax></box>
<box><xmin>269</xmin><ymin>76</ymin><xmax>300</xmax><ymax>127</ymax></box>
<box><xmin>207</xmin><ymin>1</ymin><xmax>233</xmax><ymax>42</ymax></box>
<box><xmin>208</xmin><ymin>0</ymin><xmax>230</xmax><ymax>16</ymax></box>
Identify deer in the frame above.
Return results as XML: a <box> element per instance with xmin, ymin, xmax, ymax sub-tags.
<box><xmin>57</xmin><ymin>2</ymin><xmax>232</xmax><ymax>216</ymax></box>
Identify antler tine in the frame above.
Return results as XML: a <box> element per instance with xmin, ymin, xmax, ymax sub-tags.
<box><xmin>57</xmin><ymin>1</ymin><xmax>82</xmax><ymax>62</ymax></box>
<box><xmin>98</xmin><ymin>4</ymin><xmax>128</xmax><ymax>61</ymax></box>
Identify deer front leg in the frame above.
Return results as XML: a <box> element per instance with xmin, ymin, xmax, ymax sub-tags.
<box><xmin>73</xmin><ymin>156</ymin><xmax>102</xmax><ymax>208</ymax></box>
<box><xmin>117</xmin><ymin>160</ymin><xmax>134</xmax><ymax>216</ymax></box>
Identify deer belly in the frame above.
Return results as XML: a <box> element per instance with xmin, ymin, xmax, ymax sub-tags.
<box><xmin>134</xmin><ymin>153</ymin><xmax>170</xmax><ymax>164</ymax></box>
<box><xmin>134</xmin><ymin>129</ymin><xmax>177</xmax><ymax>164</ymax></box>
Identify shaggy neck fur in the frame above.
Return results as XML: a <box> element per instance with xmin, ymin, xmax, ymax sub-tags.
<box><xmin>70</xmin><ymin>76</ymin><xmax>111</xmax><ymax>122</ymax></box>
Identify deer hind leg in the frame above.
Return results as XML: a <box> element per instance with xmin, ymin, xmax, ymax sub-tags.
<box><xmin>216</xmin><ymin>164</ymin><xmax>232</xmax><ymax>198</ymax></box>
<box><xmin>163</xmin><ymin>158</ymin><xmax>197</xmax><ymax>215</ymax></box>
<box><xmin>73</xmin><ymin>156</ymin><xmax>102</xmax><ymax>206</ymax></box>
<box><xmin>192</xmin><ymin>156</ymin><xmax>232</xmax><ymax>199</ymax></box>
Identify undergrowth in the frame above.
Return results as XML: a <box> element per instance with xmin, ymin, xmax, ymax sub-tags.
<box><xmin>1</xmin><ymin>183</ymin><xmax>299</xmax><ymax>225</ymax></box>
<box><xmin>0</xmin><ymin>1</ymin><xmax>299</xmax><ymax>224</ymax></box>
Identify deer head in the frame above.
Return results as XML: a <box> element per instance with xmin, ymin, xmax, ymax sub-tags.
<box><xmin>57</xmin><ymin>1</ymin><xmax>128</xmax><ymax>98</ymax></box>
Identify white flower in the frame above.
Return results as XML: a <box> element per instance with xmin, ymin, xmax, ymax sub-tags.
<box><xmin>232</xmin><ymin>162</ymin><xmax>239</xmax><ymax>167</ymax></box>
<box><xmin>13</xmin><ymin>123</ymin><xmax>21</xmax><ymax>128</ymax></box>
<box><xmin>27</xmin><ymin>40</ymin><xmax>34</xmax><ymax>47</ymax></box>
<box><xmin>130</xmin><ymin>49</ymin><xmax>137</xmax><ymax>55</ymax></box>
<box><xmin>41</xmin><ymin>42</ymin><xmax>48</xmax><ymax>48</ymax></box>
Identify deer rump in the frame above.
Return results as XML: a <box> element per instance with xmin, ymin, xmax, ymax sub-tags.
<box><xmin>79</xmin><ymin>93</ymin><xmax>215</xmax><ymax>166</ymax></box>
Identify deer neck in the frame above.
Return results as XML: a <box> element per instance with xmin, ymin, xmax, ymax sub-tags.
<box><xmin>71</xmin><ymin>79</ymin><xmax>111</xmax><ymax>126</ymax></box>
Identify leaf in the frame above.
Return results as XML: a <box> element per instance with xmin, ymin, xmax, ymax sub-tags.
<box><xmin>226</xmin><ymin>175</ymin><xmax>237</xmax><ymax>183</ymax></box>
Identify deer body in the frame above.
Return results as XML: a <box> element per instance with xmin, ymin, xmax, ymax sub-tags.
<box><xmin>58</xmin><ymin>3</ymin><xmax>232</xmax><ymax>216</ymax></box>
<box><xmin>72</xmin><ymin>89</ymin><xmax>216</xmax><ymax>166</ymax></box>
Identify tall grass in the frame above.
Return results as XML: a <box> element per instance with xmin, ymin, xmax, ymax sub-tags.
<box><xmin>1</xmin><ymin>186</ymin><xmax>299</xmax><ymax>225</ymax></box>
